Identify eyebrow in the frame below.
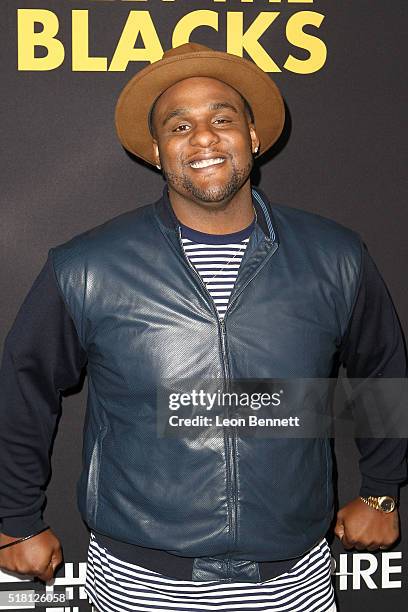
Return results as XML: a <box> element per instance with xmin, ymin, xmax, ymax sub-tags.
<box><xmin>209</xmin><ymin>102</ymin><xmax>239</xmax><ymax>113</ymax></box>
<box><xmin>162</xmin><ymin>108</ymin><xmax>188</xmax><ymax>126</ymax></box>
<box><xmin>162</xmin><ymin>102</ymin><xmax>239</xmax><ymax>126</ymax></box>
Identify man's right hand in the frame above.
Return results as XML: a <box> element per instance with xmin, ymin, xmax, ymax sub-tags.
<box><xmin>0</xmin><ymin>529</ymin><xmax>62</xmax><ymax>582</ymax></box>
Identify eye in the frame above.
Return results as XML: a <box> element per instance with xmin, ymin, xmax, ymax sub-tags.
<box><xmin>213</xmin><ymin>117</ymin><xmax>231</xmax><ymax>125</ymax></box>
<box><xmin>173</xmin><ymin>123</ymin><xmax>190</xmax><ymax>132</ymax></box>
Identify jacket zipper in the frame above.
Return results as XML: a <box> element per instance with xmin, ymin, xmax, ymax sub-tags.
<box><xmin>219</xmin><ymin>318</ymin><xmax>237</xmax><ymax>545</ymax></box>
<box><xmin>177</xmin><ymin>226</ymin><xmax>237</xmax><ymax>545</ymax></box>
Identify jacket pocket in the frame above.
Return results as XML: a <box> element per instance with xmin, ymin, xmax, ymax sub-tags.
<box><xmin>86</xmin><ymin>424</ymin><xmax>108</xmax><ymax>524</ymax></box>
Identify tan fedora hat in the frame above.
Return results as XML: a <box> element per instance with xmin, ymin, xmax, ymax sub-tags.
<box><xmin>115</xmin><ymin>43</ymin><xmax>285</xmax><ymax>166</ymax></box>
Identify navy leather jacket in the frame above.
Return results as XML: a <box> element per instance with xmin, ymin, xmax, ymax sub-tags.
<box><xmin>49</xmin><ymin>187</ymin><xmax>363</xmax><ymax>566</ymax></box>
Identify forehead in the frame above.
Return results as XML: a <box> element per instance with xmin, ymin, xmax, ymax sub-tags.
<box><xmin>153</xmin><ymin>77</ymin><xmax>245</xmax><ymax>117</ymax></box>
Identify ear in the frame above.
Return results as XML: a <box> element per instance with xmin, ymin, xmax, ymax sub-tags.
<box><xmin>249</xmin><ymin>125</ymin><xmax>260</xmax><ymax>156</ymax></box>
<box><xmin>152</xmin><ymin>140</ymin><xmax>161</xmax><ymax>169</ymax></box>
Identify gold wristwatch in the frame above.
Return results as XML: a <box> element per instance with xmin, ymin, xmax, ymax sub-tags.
<box><xmin>360</xmin><ymin>495</ymin><xmax>397</xmax><ymax>513</ymax></box>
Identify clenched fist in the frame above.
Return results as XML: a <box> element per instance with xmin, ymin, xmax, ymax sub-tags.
<box><xmin>335</xmin><ymin>498</ymin><xmax>399</xmax><ymax>551</ymax></box>
<box><xmin>0</xmin><ymin>529</ymin><xmax>62</xmax><ymax>582</ymax></box>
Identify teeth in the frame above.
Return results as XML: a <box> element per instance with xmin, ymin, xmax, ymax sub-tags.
<box><xmin>190</xmin><ymin>158</ymin><xmax>225</xmax><ymax>169</ymax></box>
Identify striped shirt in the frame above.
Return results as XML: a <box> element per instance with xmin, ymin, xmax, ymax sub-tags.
<box><xmin>180</xmin><ymin>220</ymin><xmax>254</xmax><ymax>318</ymax></box>
<box><xmin>85</xmin><ymin>533</ymin><xmax>336</xmax><ymax>612</ymax></box>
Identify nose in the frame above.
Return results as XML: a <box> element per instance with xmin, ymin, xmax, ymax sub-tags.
<box><xmin>189</xmin><ymin>122</ymin><xmax>220</xmax><ymax>148</ymax></box>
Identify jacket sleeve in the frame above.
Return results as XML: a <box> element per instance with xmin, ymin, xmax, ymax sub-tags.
<box><xmin>338</xmin><ymin>243</ymin><xmax>408</xmax><ymax>498</ymax></box>
<box><xmin>0</xmin><ymin>253</ymin><xmax>88</xmax><ymax>537</ymax></box>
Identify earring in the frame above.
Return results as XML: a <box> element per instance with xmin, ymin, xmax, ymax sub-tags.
<box><xmin>156</xmin><ymin>163</ymin><xmax>161</xmax><ymax>170</ymax></box>
<box><xmin>254</xmin><ymin>146</ymin><xmax>259</xmax><ymax>155</ymax></box>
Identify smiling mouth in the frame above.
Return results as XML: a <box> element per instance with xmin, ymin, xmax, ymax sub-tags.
<box><xmin>189</xmin><ymin>158</ymin><xmax>226</xmax><ymax>169</ymax></box>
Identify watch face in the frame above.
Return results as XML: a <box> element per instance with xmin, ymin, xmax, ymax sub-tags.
<box><xmin>379</xmin><ymin>497</ymin><xmax>395</xmax><ymax>512</ymax></box>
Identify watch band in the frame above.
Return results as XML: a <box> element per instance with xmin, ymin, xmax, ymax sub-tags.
<box><xmin>360</xmin><ymin>495</ymin><xmax>397</xmax><ymax>513</ymax></box>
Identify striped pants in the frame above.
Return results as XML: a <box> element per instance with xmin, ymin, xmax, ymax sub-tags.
<box><xmin>86</xmin><ymin>533</ymin><xmax>337</xmax><ymax>612</ymax></box>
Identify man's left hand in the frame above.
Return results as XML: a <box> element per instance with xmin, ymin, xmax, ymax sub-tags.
<box><xmin>334</xmin><ymin>498</ymin><xmax>399</xmax><ymax>551</ymax></box>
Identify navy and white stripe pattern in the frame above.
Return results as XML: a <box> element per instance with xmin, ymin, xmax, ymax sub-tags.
<box><xmin>180</xmin><ymin>220</ymin><xmax>255</xmax><ymax>318</ymax></box>
<box><xmin>85</xmin><ymin>533</ymin><xmax>336</xmax><ymax>612</ymax></box>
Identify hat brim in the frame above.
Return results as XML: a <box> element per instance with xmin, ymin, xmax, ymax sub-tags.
<box><xmin>115</xmin><ymin>50</ymin><xmax>285</xmax><ymax>166</ymax></box>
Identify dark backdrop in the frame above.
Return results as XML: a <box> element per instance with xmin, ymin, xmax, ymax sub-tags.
<box><xmin>1</xmin><ymin>1</ymin><xmax>407</xmax><ymax>610</ymax></box>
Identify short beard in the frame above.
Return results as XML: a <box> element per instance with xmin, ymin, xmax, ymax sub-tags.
<box><xmin>163</xmin><ymin>158</ymin><xmax>253</xmax><ymax>204</ymax></box>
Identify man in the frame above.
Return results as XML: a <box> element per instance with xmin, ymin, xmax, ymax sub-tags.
<box><xmin>0</xmin><ymin>43</ymin><xmax>406</xmax><ymax>612</ymax></box>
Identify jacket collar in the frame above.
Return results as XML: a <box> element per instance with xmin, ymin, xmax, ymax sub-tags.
<box><xmin>153</xmin><ymin>185</ymin><xmax>279</xmax><ymax>246</ymax></box>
